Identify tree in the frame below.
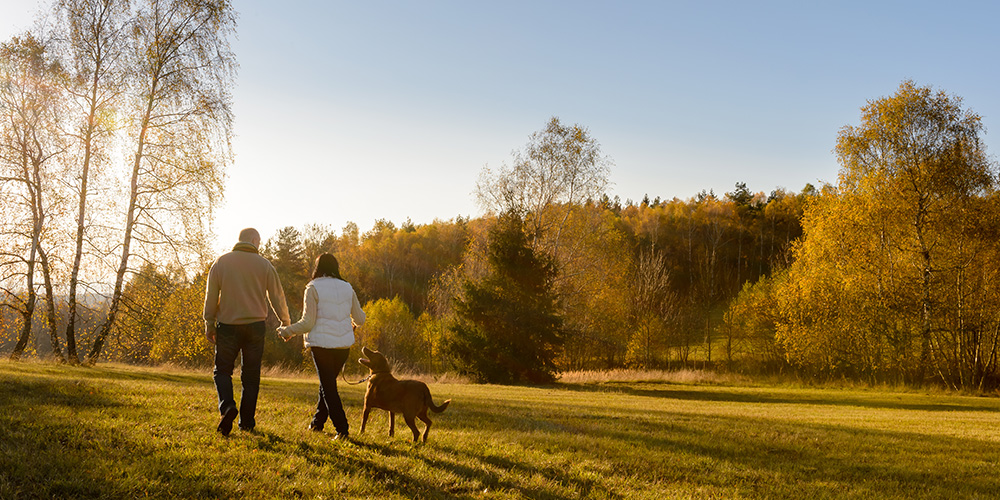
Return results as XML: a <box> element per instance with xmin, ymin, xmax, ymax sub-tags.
<box><xmin>722</xmin><ymin>272</ymin><xmax>787</xmax><ymax>371</ymax></box>
<box><xmin>56</xmin><ymin>0</ymin><xmax>131</xmax><ymax>364</ymax></box>
<box><xmin>626</xmin><ymin>249</ymin><xmax>678</xmax><ymax>368</ymax></box>
<box><xmin>475</xmin><ymin>116</ymin><xmax>612</xmax><ymax>253</ymax></box>
<box><xmin>300</xmin><ymin>223</ymin><xmax>338</xmax><ymax>262</ymax></box>
<box><xmin>149</xmin><ymin>269</ymin><xmax>213</xmax><ymax>365</ymax></box>
<box><xmin>551</xmin><ymin>202</ymin><xmax>631</xmax><ymax>370</ymax></box>
<box><xmin>264</xmin><ymin>226</ymin><xmax>309</xmax><ymax>310</ymax></box>
<box><xmin>356</xmin><ymin>219</ymin><xmax>402</xmax><ymax>301</ymax></box>
<box><xmin>445</xmin><ymin>211</ymin><xmax>564</xmax><ymax>384</ymax></box>
<box><xmin>361</xmin><ymin>297</ymin><xmax>426</xmax><ymax>372</ymax></box>
<box><xmin>87</xmin><ymin>0</ymin><xmax>236</xmax><ymax>363</ymax></box>
<box><xmin>835</xmin><ymin>81</ymin><xmax>996</xmax><ymax>382</ymax></box>
<box><xmin>349</xmin><ymin>218</ymin><xmax>469</xmax><ymax>315</ymax></box>
<box><xmin>0</xmin><ymin>34</ymin><xmax>67</xmax><ymax>362</ymax></box>
<box><xmin>472</xmin><ymin>118</ymin><xmax>615</xmax><ymax>369</ymax></box>
<box><xmin>738</xmin><ymin>82</ymin><xmax>1000</xmax><ymax>386</ymax></box>
<box><xmin>114</xmin><ymin>262</ymin><xmax>175</xmax><ymax>362</ymax></box>
<box><xmin>261</xmin><ymin>226</ymin><xmax>308</xmax><ymax>367</ymax></box>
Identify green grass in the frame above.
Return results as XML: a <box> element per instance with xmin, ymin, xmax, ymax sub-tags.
<box><xmin>2</xmin><ymin>361</ymin><xmax>1000</xmax><ymax>499</ymax></box>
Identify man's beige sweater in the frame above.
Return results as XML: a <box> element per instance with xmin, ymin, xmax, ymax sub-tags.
<box><xmin>203</xmin><ymin>246</ymin><xmax>291</xmax><ymax>327</ymax></box>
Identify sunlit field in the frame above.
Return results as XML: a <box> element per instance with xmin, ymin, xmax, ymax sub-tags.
<box><xmin>2</xmin><ymin>360</ymin><xmax>999</xmax><ymax>499</ymax></box>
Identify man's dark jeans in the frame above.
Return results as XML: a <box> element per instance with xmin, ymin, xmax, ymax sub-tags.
<box><xmin>310</xmin><ymin>346</ymin><xmax>351</xmax><ymax>435</ymax></box>
<box><xmin>214</xmin><ymin>321</ymin><xmax>266</xmax><ymax>430</ymax></box>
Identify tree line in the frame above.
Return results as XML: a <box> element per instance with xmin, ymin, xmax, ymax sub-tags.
<box><xmin>2</xmin><ymin>115</ymin><xmax>810</xmax><ymax>381</ymax></box>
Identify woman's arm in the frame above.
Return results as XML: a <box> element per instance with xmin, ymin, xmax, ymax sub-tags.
<box><xmin>350</xmin><ymin>288</ymin><xmax>366</xmax><ymax>327</ymax></box>
<box><xmin>284</xmin><ymin>284</ymin><xmax>319</xmax><ymax>335</ymax></box>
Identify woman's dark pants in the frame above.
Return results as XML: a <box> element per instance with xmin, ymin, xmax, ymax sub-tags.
<box><xmin>309</xmin><ymin>347</ymin><xmax>351</xmax><ymax>435</ymax></box>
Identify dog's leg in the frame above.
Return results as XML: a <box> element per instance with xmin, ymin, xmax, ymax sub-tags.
<box><xmin>360</xmin><ymin>406</ymin><xmax>371</xmax><ymax>434</ymax></box>
<box><xmin>403</xmin><ymin>413</ymin><xmax>420</xmax><ymax>443</ymax></box>
<box><xmin>388</xmin><ymin>412</ymin><xmax>395</xmax><ymax>437</ymax></box>
<box><xmin>417</xmin><ymin>408</ymin><xmax>432</xmax><ymax>443</ymax></box>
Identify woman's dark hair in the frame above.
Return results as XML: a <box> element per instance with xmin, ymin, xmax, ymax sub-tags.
<box><xmin>312</xmin><ymin>253</ymin><xmax>343</xmax><ymax>280</ymax></box>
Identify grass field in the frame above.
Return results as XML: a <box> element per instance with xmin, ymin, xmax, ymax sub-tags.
<box><xmin>2</xmin><ymin>360</ymin><xmax>1000</xmax><ymax>499</ymax></box>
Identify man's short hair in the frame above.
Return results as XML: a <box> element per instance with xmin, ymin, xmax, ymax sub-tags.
<box><xmin>239</xmin><ymin>228</ymin><xmax>260</xmax><ymax>243</ymax></box>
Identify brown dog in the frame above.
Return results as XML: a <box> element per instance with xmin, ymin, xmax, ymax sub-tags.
<box><xmin>358</xmin><ymin>346</ymin><xmax>451</xmax><ymax>443</ymax></box>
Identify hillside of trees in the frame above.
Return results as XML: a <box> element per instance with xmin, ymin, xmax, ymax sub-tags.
<box><xmin>1</xmin><ymin>158</ymin><xmax>810</xmax><ymax>377</ymax></box>
<box><xmin>2</xmin><ymin>2</ymin><xmax>998</xmax><ymax>389</ymax></box>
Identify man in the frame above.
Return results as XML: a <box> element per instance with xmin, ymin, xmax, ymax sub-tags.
<box><xmin>204</xmin><ymin>228</ymin><xmax>291</xmax><ymax>436</ymax></box>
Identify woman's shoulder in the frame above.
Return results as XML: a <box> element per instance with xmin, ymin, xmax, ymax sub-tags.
<box><xmin>310</xmin><ymin>276</ymin><xmax>354</xmax><ymax>289</ymax></box>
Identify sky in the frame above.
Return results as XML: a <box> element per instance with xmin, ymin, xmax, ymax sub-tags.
<box><xmin>3</xmin><ymin>1</ymin><xmax>1000</xmax><ymax>255</ymax></box>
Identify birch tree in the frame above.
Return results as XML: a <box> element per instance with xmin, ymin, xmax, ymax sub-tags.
<box><xmin>475</xmin><ymin>116</ymin><xmax>612</xmax><ymax>253</ymax></box>
<box><xmin>0</xmin><ymin>34</ymin><xmax>67</xmax><ymax>362</ymax></box>
<box><xmin>56</xmin><ymin>0</ymin><xmax>131</xmax><ymax>364</ymax></box>
<box><xmin>86</xmin><ymin>0</ymin><xmax>235</xmax><ymax>363</ymax></box>
<box><xmin>835</xmin><ymin>80</ymin><xmax>996</xmax><ymax>381</ymax></box>
<box><xmin>742</xmin><ymin>82</ymin><xmax>1000</xmax><ymax>386</ymax></box>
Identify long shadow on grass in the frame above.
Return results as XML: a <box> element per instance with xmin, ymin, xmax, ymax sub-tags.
<box><xmin>339</xmin><ymin>436</ymin><xmax>611</xmax><ymax>499</ymax></box>
<box><xmin>447</xmin><ymin>395</ymin><xmax>1000</xmax><ymax>498</ymax></box>
<box><xmin>429</xmin><ymin>443</ymin><xmax>619</xmax><ymax>499</ymax></box>
<box><xmin>300</xmin><ymin>383</ymin><xmax>1000</xmax><ymax>497</ymax></box>
<box><xmin>0</xmin><ymin>375</ymin><xmax>229</xmax><ymax>499</ymax></box>
<box><xmin>350</xmin><ymin>396</ymin><xmax>627</xmax><ymax>498</ymax></box>
<box><xmin>288</xmin><ymin>438</ymin><xmax>468</xmax><ymax>498</ymax></box>
<box><xmin>82</xmin><ymin>364</ymin><xmax>212</xmax><ymax>386</ymax></box>
<box><xmin>601</xmin><ymin>411</ymin><xmax>1000</xmax><ymax>498</ymax></box>
<box><xmin>0</xmin><ymin>366</ymin><xmax>463</xmax><ymax>498</ymax></box>
<box><xmin>559</xmin><ymin>382</ymin><xmax>998</xmax><ymax>413</ymax></box>
<box><xmin>0</xmin><ymin>361</ymin><xmax>212</xmax><ymax>386</ymax></box>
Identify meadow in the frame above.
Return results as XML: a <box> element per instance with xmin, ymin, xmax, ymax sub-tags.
<box><xmin>2</xmin><ymin>360</ymin><xmax>999</xmax><ymax>499</ymax></box>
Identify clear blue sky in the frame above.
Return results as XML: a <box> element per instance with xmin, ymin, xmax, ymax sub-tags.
<box><xmin>3</xmin><ymin>1</ymin><xmax>999</xmax><ymax>254</ymax></box>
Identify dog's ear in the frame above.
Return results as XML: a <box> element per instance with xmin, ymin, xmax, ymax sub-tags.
<box><xmin>359</xmin><ymin>357</ymin><xmax>371</xmax><ymax>368</ymax></box>
<box><xmin>361</xmin><ymin>346</ymin><xmax>372</xmax><ymax>356</ymax></box>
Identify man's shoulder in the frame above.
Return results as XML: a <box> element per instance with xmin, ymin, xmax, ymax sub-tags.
<box><xmin>215</xmin><ymin>250</ymin><xmax>273</xmax><ymax>268</ymax></box>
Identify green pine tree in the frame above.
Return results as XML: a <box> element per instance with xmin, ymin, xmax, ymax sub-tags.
<box><xmin>446</xmin><ymin>211</ymin><xmax>564</xmax><ymax>384</ymax></box>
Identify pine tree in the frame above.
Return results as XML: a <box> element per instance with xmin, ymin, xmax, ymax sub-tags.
<box><xmin>446</xmin><ymin>211</ymin><xmax>564</xmax><ymax>384</ymax></box>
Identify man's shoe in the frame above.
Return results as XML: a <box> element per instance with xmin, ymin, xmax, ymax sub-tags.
<box><xmin>217</xmin><ymin>407</ymin><xmax>238</xmax><ymax>436</ymax></box>
<box><xmin>307</xmin><ymin>424</ymin><xmax>323</xmax><ymax>432</ymax></box>
<box><xmin>238</xmin><ymin>425</ymin><xmax>256</xmax><ymax>433</ymax></box>
<box><xmin>333</xmin><ymin>432</ymin><xmax>350</xmax><ymax>441</ymax></box>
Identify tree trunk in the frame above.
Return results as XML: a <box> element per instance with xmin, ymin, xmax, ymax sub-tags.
<box><xmin>86</xmin><ymin>90</ymin><xmax>153</xmax><ymax>364</ymax></box>
<box><xmin>9</xmin><ymin>290</ymin><xmax>36</xmax><ymax>361</ymax></box>
<box><xmin>63</xmin><ymin>0</ymin><xmax>124</xmax><ymax>365</ymax></box>
<box><xmin>64</xmin><ymin>107</ymin><xmax>95</xmax><ymax>365</ymax></box>
<box><xmin>38</xmin><ymin>246</ymin><xmax>65</xmax><ymax>362</ymax></box>
<box><xmin>10</xmin><ymin>195</ymin><xmax>39</xmax><ymax>361</ymax></box>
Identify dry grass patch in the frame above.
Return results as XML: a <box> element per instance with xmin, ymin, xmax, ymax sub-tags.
<box><xmin>558</xmin><ymin>367</ymin><xmax>741</xmax><ymax>385</ymax></box>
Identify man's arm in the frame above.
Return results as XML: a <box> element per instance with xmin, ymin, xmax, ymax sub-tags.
<box><xmin>203</xmin><ymin>264</ymin><xmax>220</xmax><ymax>344</ymax></box>
<box><xmin>266</xmin><ymin>265</ymin><xmax>292</xmax><ymax>326</ymax></box>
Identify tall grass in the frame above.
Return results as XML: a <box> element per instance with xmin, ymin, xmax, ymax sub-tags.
<box><xmin>557</xmin><ymin>368</ymin><xmax>738</xmax><ymax>385</ymax></box>
<box><xmin>2</xmin><ymin>360</ymin><xmax>999</xmax><ymax>499</ymax></box>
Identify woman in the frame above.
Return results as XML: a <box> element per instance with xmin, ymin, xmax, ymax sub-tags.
<box><xmin>278</xmin><ymin>253</ymin><xmax>365</xmax><ymax>439</ymax></box>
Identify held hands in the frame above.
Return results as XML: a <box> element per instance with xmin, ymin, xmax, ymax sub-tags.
<box><xmin>276</xmin><ymin>326</ymin><xmax>293</xmax><ymax>342</ymax></box>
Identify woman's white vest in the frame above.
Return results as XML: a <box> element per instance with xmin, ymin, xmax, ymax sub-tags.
<box><xmin>303</xmin><ymin>277</ymin><xmax>360</xmax><ymax>349</ymax></box>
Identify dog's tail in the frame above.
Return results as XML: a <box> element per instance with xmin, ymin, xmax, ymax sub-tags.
<box><xmin>427</xmin><ymin>390</ymin><xmax>451</xmax><ymax>413</ymax></box>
